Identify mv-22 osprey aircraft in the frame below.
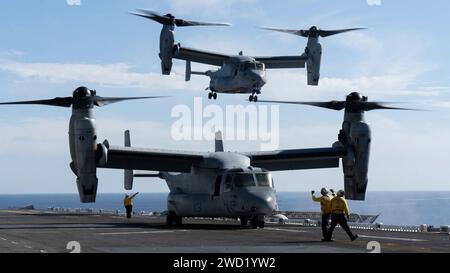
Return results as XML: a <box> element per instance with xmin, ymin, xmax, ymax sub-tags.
<box><xmin>131</xmin><ymin>10</ymin><xmax>364</xmax><ymax>102</ymax></box>
<box><xmin>0</xmin><ymin>88</ymin><xmax>411</xmax><ymax>228</ymax></box>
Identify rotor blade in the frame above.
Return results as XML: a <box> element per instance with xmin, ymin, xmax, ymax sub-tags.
<box><xmin>92</xmin><ymin>96</ymin><xmax>168</xmax><ymax>107</ymax></box>
<box><xmin>0</xmin><ymin>97</ymin><xmax>73</xmax><ymax>108</ymax></box>
<box><xmin>175</xmin><ymin>19</ymin><xmax>231</xmax><ymax>27</ymax></box>
<box><xmin>131</xmin><ymin>9</ymin><xmax>231</xmax><ymax>27</ymax></box>
<box><xmin>257</xmin><ymin>100</ymin><xmax>346</xmax><ymax>111</ymax></box>
<box><xmin>318</xmin><ymin>27</ymin><xmax>366</xmax><ymax>37</ymax></box>
<box><xmin>354</xmin><ymin>101</ymin><xmax>419</xmax><ymax>111</ymax></box>
<box><xmin>260</xmin><ymin>27</ymin><xmax>308</xmax><ymax>37</ymax></box>
<box><xmin>130</xmin><ymin>9</ymin><xmax>173</xmax><ymax>25</ymax></box>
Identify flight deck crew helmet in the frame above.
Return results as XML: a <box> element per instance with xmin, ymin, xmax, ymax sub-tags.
<box><xmin>320</xmin><ymin>187</ymin><xmax>329</xmax><ymax>195</ymax></box>
<box><xmin>337</xmin><ymin>190</ymin><xmax>345</xmax><ymax>197</ymax></box>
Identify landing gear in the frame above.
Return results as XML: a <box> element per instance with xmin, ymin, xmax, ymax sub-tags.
<box><xmin>248</xmin><ymin>95</ymin><xmax>258</xmax><ymax>102</ymax></box>
<box><xmin>166</xmin><ymin>212</ymin><xmax>182</xmax><ymax>227</ymax></box>
<box><xmin>250</xmin><ymin>215</ymin><xmax>265</xmax><ymax>229</ymax></box>
<box><xmin>258</xmin><ymin>220</ymin><xmax>265</xmax><ymax>228</ymax></box>
<box><xmin>166</xmin><ymin>214</ymin><xmax>174</xmax><ymax>227</ymax></box>
<box><xmin>175</xmin><ymin>216</ymin><xmax>183</xmax><ymax>226</ymax></box>
<box><xmin>208</xmin><ymin>92</ymin><xmax>217</xmax><ymax>100</ymax></box>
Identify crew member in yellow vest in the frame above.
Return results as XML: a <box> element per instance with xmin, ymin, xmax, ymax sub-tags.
<box><xmin>123</xmin><ymin>192</ymin><xmax>139</xmax><ymax>219</ymax></box>
<box><xmin>312</xmin><ymin>187</ymin><xmax>336</xmax><ymax>241</ymax></box>
<box><xmin>325</xmin><ymin>190</ymin><xmax>358</xmax><ymax>241</ymax></box>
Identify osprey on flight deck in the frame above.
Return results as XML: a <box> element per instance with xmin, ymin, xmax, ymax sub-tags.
<box><xmin>131</xmin><ymin>10</ymin><xmax>365</xmax><ymax>102</ymax></box>
<box><xmin>0</xmin><ymin>88</ymin><xmax>413</xmax><ymax>228</ymax></box>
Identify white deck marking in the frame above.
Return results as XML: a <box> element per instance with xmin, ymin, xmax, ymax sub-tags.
<box><xmin>24</xmin><ymin>245</ymin><xmax>33</xmax><ymax>249</ymax></box>
<box><xmin>39</xmin><ymin>250</ymin><xmax>47</xmax><ymax>253</ymax></box>
<box><xmin>265</xmin><ymin>227</ymin><xmax>308</xmax><ymax>233</ymax></box>
<box><xmin>97</xmin><ymin>230</ymin><xmax>188</xmax><ymax>236</ymax></box>
<box><xmin>359</xmin><ymin>235</ymin><xmax>427</xmax><ymax>242</ymax></box>
<box><xmin>0</xmin><ymin>237</ymin><xmax>7</xmax><ymax>241</ymax></box>
<box><xmin>11</xmin><ymin>241</ymin><xmax>18</xmax><ymax>245</ymax></box>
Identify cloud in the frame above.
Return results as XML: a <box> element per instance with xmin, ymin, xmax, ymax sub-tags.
<box><xmin>0</xmin><ymin>58</ymin><xmax>440</xmax><ymax>107</ymax></box>
<box><xmin>66</xmin><ymin>0</ymin><xmax>81</xmax><ymax>6</ymax></box>
<box><xmin>0</xmin><ymin>117</ymin><xmax>68</xmax><ymax>155</ymax></box>
<box><xmin>0</xmin><ymin>61</ymin><xmax>206</xmax><ymax>92</ymax></box>
<box><xmin>367</xmin><ymin>0</ymin><xmax>382</xmax><ymax>6</ymax></box>
<box><xmin>0</xmin><ymin>50</ymin><xmax>26</xmax><ymax>58</ymax></box>
<box><xmin>261</xmin><ymin>70</ymin><xmax>440</xmax><ymax>102</ymax></box>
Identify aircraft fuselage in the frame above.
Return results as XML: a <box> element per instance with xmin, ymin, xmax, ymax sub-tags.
<box><xmin>208</xmin><ymin>56</ymin><xmax>267</xmax><ymax>95</ymax></box>
<box><xmin>160</xmin><ymin>152</ymin><xmax>277</xmax><ymax>220</ymax></box>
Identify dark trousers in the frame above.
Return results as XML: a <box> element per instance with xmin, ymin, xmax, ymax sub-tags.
<box><xmin>326</xmin><ymin>213</ymin><xmax>355</xmax><ymax>240</ymax></box>
<box><xmin>321</xmin><ymin>213</ymin><xmax>331</xmax><ymax>239</ymax></box>
<box><xmin>125</xmin><ymin>205</ymin><xmax>133</xmax><ymax>218</ymax></box>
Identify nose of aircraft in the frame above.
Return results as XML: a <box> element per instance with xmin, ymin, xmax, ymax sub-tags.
<box><xmin>250</xmin><ymin>70</ymin><xmax>267</xmax><ymax>86</ymax></box>
<box><xmin>246</xmin><ymin>189</ymin><xmax>277</xmax><ymax>215</ymax></box>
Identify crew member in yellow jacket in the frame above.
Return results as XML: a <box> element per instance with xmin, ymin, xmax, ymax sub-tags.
<box><xmin>311</xmin><ymin>187</ymin><xmax>336</xmax><ymax>241</ymax></box>
<box><xmin>123</xmin><ymin>192</ymin><xmax>139</xmax><ymax>219</ymax></box>
<box><xmin>325</xmin><ymin>190</ymin><xmax>358</xmax><ymax>241</ymax></box>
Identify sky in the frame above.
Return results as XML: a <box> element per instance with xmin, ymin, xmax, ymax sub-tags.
<box><xmin>0</xmin><ymin>0</ymin><xmax>450</xmax><ymax>194</ymax></box>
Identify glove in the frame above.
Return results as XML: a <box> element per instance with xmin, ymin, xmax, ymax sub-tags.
<box><xmin>311</xmin><ymin>190</ymin><xmax>315</xmax><ymax>195</ymax></box>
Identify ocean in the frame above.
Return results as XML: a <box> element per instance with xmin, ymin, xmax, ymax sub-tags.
<box><xmin>1</xmin><ymin>191</ymin><xmax>449</xmax><ymax>226</ymax></box>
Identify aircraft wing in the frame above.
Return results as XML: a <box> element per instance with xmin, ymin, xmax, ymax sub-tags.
<box><xmin>174</xmin><ymin>46</ymin><xmax>231</xmax><ymax>66</ymax></box>
<box><xmin>243</xmin><ymin>146</ymin><xmax>346</xmax><ymax>171</ymax></box>
<box><xmin>98</xmin><ymin>146</ymin><xmax>206</xmax><ymax>172</ymax></box>
<box><xmin>254</xmin><ymin>54</ymin><xmax>308</xmax><ymax>69</ymax></box>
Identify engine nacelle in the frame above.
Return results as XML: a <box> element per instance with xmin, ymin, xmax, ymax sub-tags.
<box><xmin>342</xmin><ymin>121</ymin><xmax>371</xmax><ymax>200</ymax></box>
<box><xmin>306</xmin><ymin>42</ymin><xmax>322</xmax><ymax>86</ymax></box>
<box><xmin>159</xmin><ymin>25</ymin><xmax>176</xmax><ymax>75</ymax></box>
<box><xmin>73</xmin><ymin>117</ymin><xmax>98</xmax><ymax>203</ymax></box>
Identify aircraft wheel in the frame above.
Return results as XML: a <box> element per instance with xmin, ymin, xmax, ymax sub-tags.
<box><xmin>166</xmin><ymin>214</ymin><xmax>174</xmax><ymax>227</ymax></box>
<box><xmin>249</xmin><ymin>95</ymin><xmax>253</xmax><ymax>102</ymax></box>
<box><xmin>253</xmin><ymin>96</ymin><xmax>258</xmax><ymax>102</ymax></box>
<box><xmin>208</xmin><ymin>92</ymin><xmax>213</xmax><ymax>100</ymax></box>
<box><xmin>175</xmin><ymin>216</ymin><xmax>183</xmax><ymax>226</ymax></box>
<box><xmin>250</xmin><ymin>217</ymin><xmax>258</xmax><ymax>229</ymax></box>
<box><xmin>213</xmin><ymin>93</ymin><xmax>217</xmax><ymax>100</ymax></box>
<box><xmin>258</xmin><ymin>220</ymin><xmax>265</xmax><ymax>229</ymax></box>
<box><xmin>240</xmin><ymin>218</ymin><xmax>248</xmax><ymax>226</ymax></box>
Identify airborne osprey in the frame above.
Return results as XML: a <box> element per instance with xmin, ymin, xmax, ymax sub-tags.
<box><xmin>131</xmin><ymin>10</ymin><xmax>364</xmax><ymax>101</ymax></box>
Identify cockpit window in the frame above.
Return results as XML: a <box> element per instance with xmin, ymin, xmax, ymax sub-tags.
<box><xmin>233</xmin><ymin>173</ymin><xmax>256</xmax><ymax>187</ymax></box>
<box><xmin>255</xmin><ymin>63</ymin><xmax>264</xmax><ymax>70</ymax></box>
<box><xmin>224</xmin><ymin>174</ymin><xmax>233</xmax><ymax>192</ymax></box>
<box><xmin>255</xmin><ymin>173</ymin><xmax>273</xmax><ymax>187</ymax></box>
<box><xmin>243</xmin><ymin>62</ymin><xmax>257</xmax><ymax>70</ymax></box>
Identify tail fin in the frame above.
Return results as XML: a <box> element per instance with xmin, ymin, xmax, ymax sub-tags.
<box><xmin>185</xmin><ymin>60</ymin><xmax>208</xmax><ymax>81</ymax></box>
<box><xmin>124</xmin><ymin>130</ymin><xmax>133</xmax><ymax>190</ymax></box>
<box><xmin>215</xmin><ymin>131</ymin><xmax>224</xmax><ymax>152</ymax></box>
<box><xmin>185</xmin><ymin>60</ymin><xmax>191</xmax><ymax>81</ymax></box>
